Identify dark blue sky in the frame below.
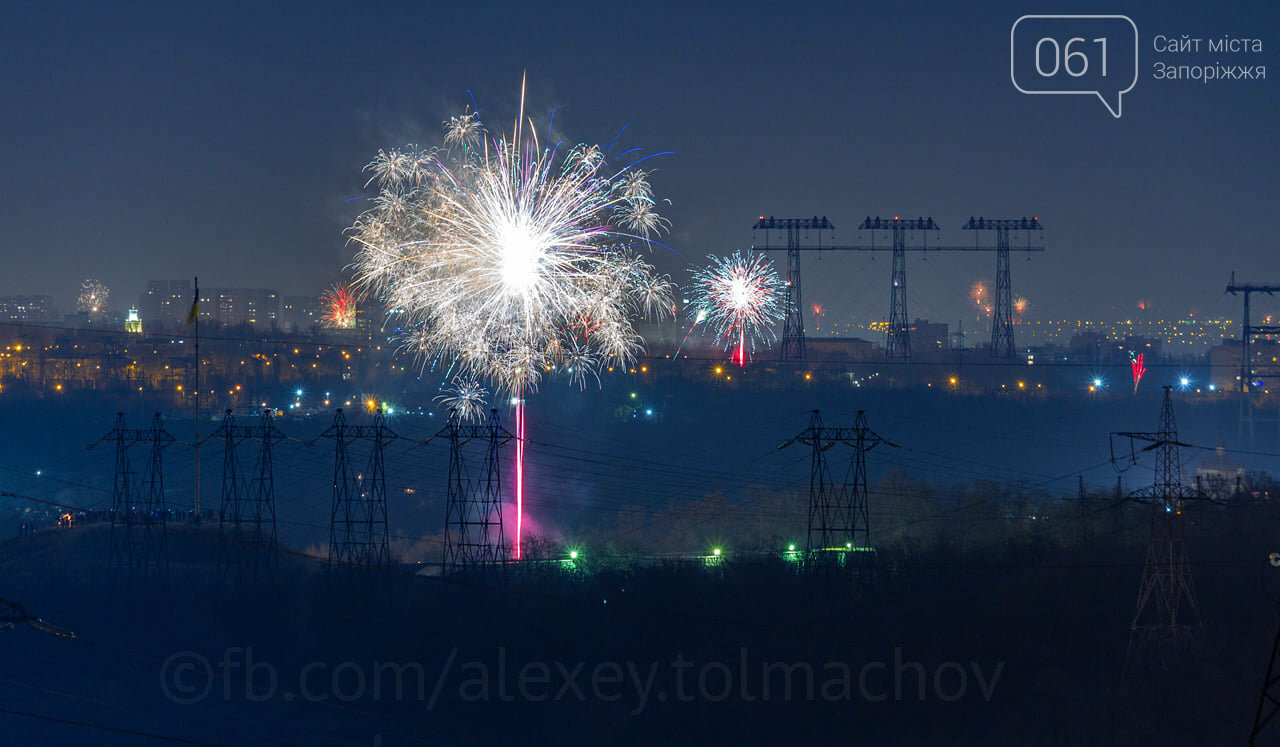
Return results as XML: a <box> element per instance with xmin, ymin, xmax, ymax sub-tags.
<box><xmin>1</xmin><ymin>0</ymin><xmax>1276</xmax><ymax>326</ymax></box>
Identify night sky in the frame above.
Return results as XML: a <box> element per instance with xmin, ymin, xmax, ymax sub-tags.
<box><xmin>1</xmin><ymin>0</ymin><xmax>1276</xmax><ymax>325</ymax></box>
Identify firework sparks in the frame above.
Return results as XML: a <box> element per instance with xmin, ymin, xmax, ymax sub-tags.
<box><xmin>349</xmin><ymin>80</ymin><xmax>675</xmax><ymax>559</ymax></box>
<box><xmin>322</xmin><ymin>284</ymin><xmax>359</xmax><ymax>329</ymax></box>
<box><xmin>810</xmin><ymin>302</ymin><xmax>825</xmax><ymax>332</ymax></box>
<box><xmin>1014</xmin><ymin>296</ymin><xmax>1028</xmax><ymax>316</ymax></box>
<box><xmin>689</xmin><ymin>251</ymin><xmax>785</xmax><ymax>366</ymax></box>
<box><xmin>78</xmin><ymin>279</ymin><xmax>109</xmax><ymax>314</ymax></box>
<box><xmin>970</xmin><ymin>281</ymin><xmax>992</xmax><ymax>318</ymax></box>
<box><xmin>1130</xmin><ymin>353</ymin><xmax>1146</xmax><ymax>394</ymax></box>
<box><xmin>433</xmin><ymin>376</ymin><xmax>489</xmax><ymax>423</ymax></box>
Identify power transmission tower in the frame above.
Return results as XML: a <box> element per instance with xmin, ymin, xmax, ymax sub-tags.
<box><xmin>215</xmin><ymin>409</ymin><xmax>283</xmax><ymax>585</ymax></box>
<box><xmin>1251</xmin><ymin>554</ymin><xmax>1280</xmax><ymax>745</ymax></box>
<box><xmin>858</xmin><ymin>217</ymin><xmax>940</xmax><ymax>359</ymax></box>
<box><xmin>317</xmin><ymin>408</ymin><xmax>397</xmax><ymax>568</ymax></box>
<box><xmin>781</xmin><ymin>409</ymin><xmax>895</xmax><ymax>577</ymax></box>
<box><xmin>752</xmin><ymin>217</ymin><xmax>834</xmax><ymax>362</ymax></box>
<box><xmin>1226</xmin><ymin>273</ymin><xmax>1280</xmax><ymax>442</ymax></box>
<box><xmin>93</xmin><ymin>413</ymin><xmax>174</xmax><ymax>582</ymax></box>
<box><xmin>750</xmin><ymin>215</ymin><xmax>1044</xmax><ymax>362</ymax></box>
<box><xmin>432</xmin><ymin>408</ymin><xmax>514</xmax><ymax>574</ymax></box>
<box><xmin>962</xmin><ymin>217</ymin><xmax>1043</xmax><ymax>358</ymax></box>
<box><xmin>1113</xmin><ymin>386</ymin><xmax>1204</xmax><ymax>678</ymax></box>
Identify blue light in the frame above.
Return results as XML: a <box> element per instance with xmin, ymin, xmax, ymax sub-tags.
<box><xmin>645</xmin><ymin>408</ymin><xmax>653</xmax><ymax>416</ymax></box>
<box><xmin>295</xmin><ymin>389</ymin><xmax>303</xmax><ymax>397</ymax></box>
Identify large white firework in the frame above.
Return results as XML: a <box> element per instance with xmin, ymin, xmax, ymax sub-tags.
<box><xmin>78</xmin><ymin>278</ymin><xmax>109</xmax><ymax>314</ymax></box>
<box><xmin>349</xmin><ymin>89</ymin><xmax>674</xmax><ymax>395</ymax></box>
<box><xmin>689</xmin><ymin>251</ymin><xmax>785</xmax><ymax>365</ymax></box>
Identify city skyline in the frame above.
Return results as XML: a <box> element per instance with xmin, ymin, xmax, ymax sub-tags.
<box><xmin>0</xmin><ymin>0</ymin><xmax>1275</xmax><ymax>325</ymax></box>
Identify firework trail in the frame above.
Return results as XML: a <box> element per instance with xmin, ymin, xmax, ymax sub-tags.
<box><xmin>321</xmin><ymin>284</ymin><xmax>359</xmax><ymax>329</ymax></box>
<box><xmin>689</xmin><ymin>251</ymin><xmax>785</xmax><ymax>366</ymax></box>
<box><xmin>672</xmin><ymin>308</ymin><xmax>707</xmax><ymax>360</ymax></box>
<box><xmin>1130</xmin><ymin>353</ymin><xmax>1146</xmax><ymax>394</ymax></box>
<box><xmin>349</xmin><ymin>78</ymin><xmax>674</xmax><ymax>558</ymax></box>
<box><xmin>810</xmin><ymin>302</ymin><xmax>824</xmax><ymax>332</ymax></box>
<box><xmin>78</xmin><ymin>279</ymin><xmax>109</xmax><ymax>314</ymax></box>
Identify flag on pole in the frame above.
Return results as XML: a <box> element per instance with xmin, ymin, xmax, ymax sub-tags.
<box><xmin>187</xmin><ymin>277</ymin><xmax>199</xmax><ymax>325</ymax></box>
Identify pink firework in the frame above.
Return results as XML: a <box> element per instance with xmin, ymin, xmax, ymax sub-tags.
<box><xmin>811</xmin><ymin>302</ymin><xmax>825</xmax><ymax>332</ymax></box>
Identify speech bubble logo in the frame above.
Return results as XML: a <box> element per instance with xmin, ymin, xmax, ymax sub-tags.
<box><xmin>1011</xmin><ymin>15</ymin><xmax>1138</xmax><ymax>118</ymax></box>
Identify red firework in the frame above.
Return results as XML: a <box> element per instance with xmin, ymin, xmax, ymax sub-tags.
<box><xmin>1130</xmin><ymin>353</ymin><xmax>1146</xmax><ymax>394</ymax></box>
<box><xmin>322</xmin><ymin>284</ymin><xmax>359</xmax><ymax>329</ymax></box>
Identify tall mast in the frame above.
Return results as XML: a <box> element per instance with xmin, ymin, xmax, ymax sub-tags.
<box><xmin>193</xmin><ymin>275</ymin><xmax>201</xmax><ymax>521</ymax></box>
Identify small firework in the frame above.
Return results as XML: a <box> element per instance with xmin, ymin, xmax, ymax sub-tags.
<box><xmin>690</xmin><ymin>251</ymin><xmax>785</xmax><ymax>366</ymax></box>
<box><xmin>810</xmin><ymin>302</ymin><xmax>825</xmax><ymax>332</ymax></box>
<box><xmin>77</xmin><ymin>279</ymin><xmax>109</xmax><ymax>314</ymax></box>
<box><xmin>1130</xmin><ymin>353</ymin><xmax>1146</xmax><ymax>394</ymax></box>
<box><xmin>1014</xmin><ymin>297</ymin><xmax>1028</xmax><ymax>316</ymax></box>
<box><xmin>322</xmin><ymin>284</ymin><xmax>359</xmax><ymax>329</ymax></box>
<box><xmin>970</xmin><ymin>281</ymin><xmax>992</xmax><ymax>318</ymax></box>
<box><xmin>434</xmin><ymin>376</ymin><xmax>489</xmax><ymax>423</ymax></box>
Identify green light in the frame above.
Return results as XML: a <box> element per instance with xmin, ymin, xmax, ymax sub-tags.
<box><xmin>569</xmin><ymin>550</ymin><xmax>578</xmax><ymax>560</ymax></box>
<box><xmin>788</xmin><ymin>544</ymin><xmax>796</xmax><ymax>552</ymax></box>
<box><xmin>712</xmin><ymin>548</ymin><xmax>721</xmax><ymax>556</ymax></box>
<box><xmin>846</xmin><ymin>542</ymin><xmax>852</xmax><ymax>549</ymax></box>
<box><xmin>630</xmin><ymin>392</ymin><xmax>637</xmax><ymax>399</ymax></box>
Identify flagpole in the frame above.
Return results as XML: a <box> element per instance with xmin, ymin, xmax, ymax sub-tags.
<box><xmin>193</xmin><ymin>275</ymin><xmax>201</xmax><ymax>522</ymax></box>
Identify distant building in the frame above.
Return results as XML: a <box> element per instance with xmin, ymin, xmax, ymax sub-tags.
<box><xmin>200</xmin><ymin>288</ymin><xmax>280</xmax><ymax>328</ymax></box>
<box><xmin>1116</xmin><ymin>335</ymin><xmax>1161</xmax><ymax>362</ymax></box>
<box><xmin>0</xmin><ymin>295</ymin><xmax>53</xmax><ymax>322</ymax></box>
<box><xmin>138</xmin><ymin>279</ymin><xmax>192</xmax><ymax>329</ymax></box>
<box><xmin>1210</xmin><ymin>339</ymin><xmax>1280</xmax><ymax>391</ymax></box>
<box><xmin>1197</xmin><ymin>442</ymin><xmax>1246</xmax><ymax>499</ymax></box>
<box><xmin>281</xmin><ymin>295</ymin><xmax>320</xmax><ymax>333</ymax></box>
<box><xmin>1068</xmin><ymin>331</ymin><xmax>1105</xmax><ymax>364</ymax></box>
<box><xmin>1198</xmin><ymin>442</ymin><xmax>1245</xmax><ymax>482</ymax></box>
<box><xmin>805</xmin><ymin>337</ymin><xmax>877</xmax><ymax>361</ymax></box>
<box><xmin>911</xmin><ymin>319</ymin><xmax>949</xmax><ymax>353</ymax></box>
<box><xmin>124</xmin><ymin>307</ymin><xmax>143</xmax><ymax>334</ymax></box>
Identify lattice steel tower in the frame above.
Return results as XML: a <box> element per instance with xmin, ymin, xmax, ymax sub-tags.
<box><xmin>438</xmin><ymin>408</ymin><xmax>514</xmax><ymax>574</ymax></box>
<box><xmin>319</xmin><ymin>408</ymin><xmax>397</xmax><ymax>568</ymax></box>
<box><xmin>783</xmin><ymin>409</ymin><xmax>895</xmax><ymax>574</ymax></box>
<box><xmin>752</xmin><ymin>217</ymin><xmax>834</xmax><ymax>363</ymax></box>
<box><xmin>858</xmin><ymin>217</ymin><xmax>939</xmax><ymax>360</ymax></box>
<box><xmin>95</xmin><ymin>413</ymin><xmax>174</xmax><ymax>581</ymax></box>
<box><xmin>962</xmin><ymin>217</ymin><xmax>1043</xmax><ymax>358</ymax></box>
<box><xmin>216</xmin><ymin>409</ymin><xmax>283</xmax><ymax>584</ymax></box>
<box><xmin>1116</xmin><ymin>386</ymin><xmax>1202</xmax><ymax>676</ymax></box>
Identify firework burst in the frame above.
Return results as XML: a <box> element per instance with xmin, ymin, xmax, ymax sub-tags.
<box><xmin>810</xmin><ymin>302</ymin><xmax>825</xmax><ymax>332</ymax></box>
<box><xmin>78</xmin><ymin>278</ymin><xmax>109</xmax><ymax>314</ymax></box>
<box><xmin>349</xmin><ymin>79</ymin><xmax>675</xmax><ymax>558</ymax></box>
<box><xmin>322</xmin><ymin>284</ymin><xmax>359</xmax><ymax>329</ymax></box>
<box><xmin>689</xmin><ymin>251</ymin><xmax>785</xmax><ymax>366</ymax></box>
<box><xmin>433</xmin><ymin>376</ymin><xmax>490</xmax><ymax>423</ymax></box>
<box><xmin>970</xmin><ymin>281</ymin><xmax>992</xmax><ymax>318</ymax></box>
